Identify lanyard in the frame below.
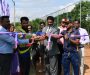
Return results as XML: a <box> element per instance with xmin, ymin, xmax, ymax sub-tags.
<box><xmin>46</xmin><ymin>27</ymin><xmax>52</xmax><ymax>33</ymax></box>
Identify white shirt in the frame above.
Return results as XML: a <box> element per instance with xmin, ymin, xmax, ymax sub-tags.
<box><xmin>79</xmin><ymin>28</ymin><xmax>89</xmax><ymax>44</ymax></box>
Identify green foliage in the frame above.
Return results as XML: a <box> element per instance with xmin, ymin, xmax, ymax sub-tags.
<box><xmin>71</xmin><ymin>1</ymin><xmax>90</xmax><ymax>33</ymax></box>
<box><xmin>14</xmin><ymin>22</ymin><xmax>22</xmax><ymax>32</ymax></box>
<box><xmin>14</xmin><ymin>1</ymin><xmax>90</xmax><ymax>33</ymax></box>
<box><xmin>30</xmin><ymin>18</ymin><xmax>44</xmax><ymax>32</ymax></box>
<box><xmin>56</xmin><ymin>1</ymin><xmax>90</xmax><ymax>33</ymax></box>
<box><xmin>14</xmin><ymin>19</ymin><xmax>44</xmax><ymax>32</ymax></box>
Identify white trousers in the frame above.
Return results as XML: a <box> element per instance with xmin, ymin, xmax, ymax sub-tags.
<box><xmin>79</xmin><ymin>47</ymin><xmax>84</xmax><ymax>75</ymax></box>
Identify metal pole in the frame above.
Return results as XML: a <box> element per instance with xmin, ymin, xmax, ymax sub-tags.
<box><xmin>80</xmin><ymin>0</ymin><xmax>82</xmax><ymax>27</ymax></box>
<box><xmin>12</xmin><ymin>0</ymin><xmax>15</xmax><ymax>26</ymax></box>
<box><xmin>57</xmin><ymin>12</ymin><xmax>59</xmax><ymax>27</ymax></box>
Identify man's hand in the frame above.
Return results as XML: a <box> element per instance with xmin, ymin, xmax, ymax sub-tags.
<box><xmin>38</xmin><ymin>35</ymin><xmax>46</xmax><ymax>40</ymax></box>
<box><xmin>18</xmin><ymin>33</ymin><xmax>23</xmax><ymax>38</ymax></box>
<box><xmin>64</xmin><ymin>34</ymin><xmax>69</xmax><ymax>40</ymax></box>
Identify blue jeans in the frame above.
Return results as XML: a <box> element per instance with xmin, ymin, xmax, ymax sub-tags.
<box><xmin>62</xmin><ymin>52</ymin><xmax>80</xmax><ymax>75</ymax></box>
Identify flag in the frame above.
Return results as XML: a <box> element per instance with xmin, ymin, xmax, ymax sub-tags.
<box><xmin>6</xmin><ymin>3</ymin><xmax>10</xmax><ymax>16</ymax></box>
<box><xmin>1</xmin><ymin>0</ymin><xmax>6</xmax><ymax>15</ymax></box>
<box><xmin>0</xmin><ymin>0</ymin><xmax>10</xmax><ymax>16</ymax></box>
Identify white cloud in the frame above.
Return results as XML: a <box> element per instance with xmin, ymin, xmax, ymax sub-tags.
<box><xmin>9</xmin><ymin>0</ymin><xmax>81</xmax><ymax>22</ymax></box>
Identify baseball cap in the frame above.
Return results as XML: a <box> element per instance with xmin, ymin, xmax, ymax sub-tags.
<box><xmin>61</xmin><ymin>18</ymin><xmax>69</xmax><ymax>23</ymax></box>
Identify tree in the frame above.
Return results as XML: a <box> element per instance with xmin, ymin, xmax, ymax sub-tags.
<box><xmin>71</xmin><ymin>1</ymin><xmax>90</xmax><ymax>33</ymax></box>
<box><xmin>30</xmin><ymin>18</ymin><xmax>44</xmax><ymax>32</ymax></box>
<box><xmin>55</xmin><ymin>1</ymin><xmax>90</xmax><ymax>33</ymax></box>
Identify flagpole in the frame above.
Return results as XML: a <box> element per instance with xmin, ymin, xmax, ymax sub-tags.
<box><xmin>80</xmin><ymin>0</ymin><xmax>82</xmax><ymax>27</ymax></box>
<box><xmin>12</xmin><ymin>0</ymin><xmax>15</xmax><ymax>26</ymax></box>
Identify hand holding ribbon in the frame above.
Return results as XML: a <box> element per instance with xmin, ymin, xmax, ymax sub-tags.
<box><xmin>46</xmin><ymin>33</ymin><xmax>52</xmax><ymax>51</ymax></box>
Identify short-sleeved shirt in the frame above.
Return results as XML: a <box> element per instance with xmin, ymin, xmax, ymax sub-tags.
<box><xmin>61</xmin><ymin>29</ymin><xmax>80</xmax><ymax>52</ymax></box>
<box><xmin>78</xmin><ymin>28</ymin><xmax>89</xmax><ymax>44</ymax></box>
<box><xmin>42</xmin><ymin>25</ymin><xmax>59</xmax><ymax>56</ymax></box>
<box><xmin>36</xmin><ymin>30</ymin><xmax>45</xmax><ymax>36</ymax></box>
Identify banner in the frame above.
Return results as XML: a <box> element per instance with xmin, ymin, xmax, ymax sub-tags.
<box><xmin>0</xmin><ymin>0</ymin><xmax>10</xmax><ymax>16</ymax></box>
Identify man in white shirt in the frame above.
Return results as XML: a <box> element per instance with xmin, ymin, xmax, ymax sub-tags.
<box><xmin>74</xmin><ymin>20</ymin><xmax>89</xmax><ymax>75</ymax></box>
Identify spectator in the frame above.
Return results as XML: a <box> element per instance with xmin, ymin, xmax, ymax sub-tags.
<box><xmin>74</xmin><ymin>20</ymin><xmax>90</xmax><ymax>75</ymax></box>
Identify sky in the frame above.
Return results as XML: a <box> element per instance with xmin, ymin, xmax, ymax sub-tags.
<box><xmin>7</xmin><ymin>0</ymin><xmax>88</xmax><ymax>22</ymax></box>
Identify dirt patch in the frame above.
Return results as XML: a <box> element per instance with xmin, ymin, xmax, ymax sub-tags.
<box><xmin>84</xmin><ymin>44</ymin><xmax>90</xmax><ymax>75</ymax></box>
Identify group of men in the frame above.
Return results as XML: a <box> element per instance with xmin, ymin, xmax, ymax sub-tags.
<box><xmin>0</xmin><ymin>15</ymin><xmax>89</xmax><ymax>75</ymax></box>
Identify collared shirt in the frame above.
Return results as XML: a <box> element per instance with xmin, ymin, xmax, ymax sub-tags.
<box><xmin>42</xmin><ymin>25</ymin><xmax>59</xmax><ymax>56</ymax></box>
<box><xmin>78</xmin><ymin>28</ymin><xmax>89</xmax><ymax>44</ymax></box>
<box><xmin>0</xmin><ymin>26</ymin><xmax>15</xmax><ymax>53</ymax></box>
<box><xmin>0</xmin><ymin>26</ymin><xmax>29</xmax><ymax>54</ymax></box>
<box><xmin>58</xmin><ymin>26</ymin><xmax>67</xmax><ymax>33</ymax></box>
<box><xmin>61</xmin><ymin>29</ymin><xmax>80</xmax><ymax>52</ymax></box>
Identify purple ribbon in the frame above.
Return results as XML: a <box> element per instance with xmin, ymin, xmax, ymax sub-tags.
<box><xmin>0</xmin><ymin>32</ymin><xmax>89</xmax><ymax>48</ymax></box>
<box><xmin>0</xmin><ymin>32</ymin><xmax>31</xmax><ymax>48</ymax></box>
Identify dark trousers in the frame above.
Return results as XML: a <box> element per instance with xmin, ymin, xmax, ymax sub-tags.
<box><xmin>62</xmin><ymin>52</ymin><xmax>80</xmax><ymax>75</ymax></box>
<box><xmin>19</xmin><ymin>54</ymin><xmax>31</xmax><ymax>75</ymax></box>
<box><xmin>57</xmin><ymin>43</ymin><xmax>63</xmax><ymax>75</ymax></box>
<box><xmin>0</xmin><ymin>53</ymin><xmax>12</xmax><ymax>75</ymax></box>
<box><xmin>45</xmin><ymin>55</ymin><xmax>58</xmax><ymax>75</ymax></box>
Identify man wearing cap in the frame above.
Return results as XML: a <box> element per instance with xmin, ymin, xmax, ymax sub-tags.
<box><xmin>0</xmin><ymin>16</ymin><xmax>33</xmax><ymax>75</ymax></box>
<box><xmin>57</xmin><ymin>18</ymin><xmax>68</xmax><ymax>75</ymax></box>
<box><xmin>16</xmin><ymin>17</ymin><xmax>32</xmax><ymax>75</ymax></box>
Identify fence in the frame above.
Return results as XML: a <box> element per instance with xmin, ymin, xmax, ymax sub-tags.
<box><xmin>41</xmin><ymin>0</ymin><xmax>90</xmax><ymax>30</ymax></box>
